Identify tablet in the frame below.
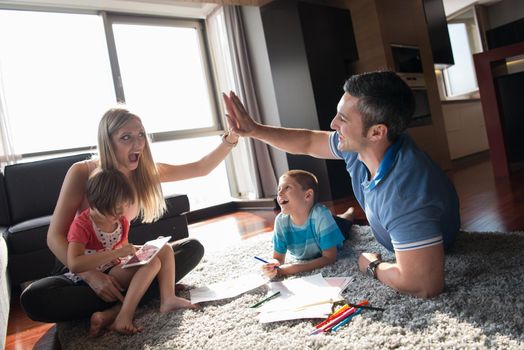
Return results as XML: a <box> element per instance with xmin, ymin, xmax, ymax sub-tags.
<box><xmin>122</xmin><ymin>236</ymin><xmax>171</xmax><ymax>268</ymax></box>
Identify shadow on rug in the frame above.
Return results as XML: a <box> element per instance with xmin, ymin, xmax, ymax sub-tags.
<box><xmin>57</xmin><ymin>225</ymin><xmax>524</xmax><ymax>350</ymax></box>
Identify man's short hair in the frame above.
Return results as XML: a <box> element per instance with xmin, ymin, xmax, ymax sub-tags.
<box><xmin>343</xmin><ymin>71</ymin><xmax>415</xmax><ymax>142</ymax></box>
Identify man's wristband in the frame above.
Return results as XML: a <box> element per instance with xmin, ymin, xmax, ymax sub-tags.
<box><xmin>366</xmin><ymin>259</ymin><xmax>382</xmax><ymax>279</ymax></box>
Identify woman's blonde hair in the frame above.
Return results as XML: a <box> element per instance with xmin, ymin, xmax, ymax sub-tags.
<box><xmin>97</xmin><ymin>107</ymin><xmax>166</xmax><ymax>222</ymax></box>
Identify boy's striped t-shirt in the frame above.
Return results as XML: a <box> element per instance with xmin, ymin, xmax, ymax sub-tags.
<box><xmin>273</xmin><ymin>203</ymin><xmax>345</xmax><ymax>260</ymax></box>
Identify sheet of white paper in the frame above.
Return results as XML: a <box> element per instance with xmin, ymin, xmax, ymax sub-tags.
<box><xmin>255</xmin><ymin>274</ymin><xmax>344</xmax><ymax>322</ymax></box>
<box><xmin>190</xmin><ymin>273</ymin><xmax>268</xmax><ymax>304</ymax></box>
<box><xmin>258</xmin><ymin>303</ymin><xmax>332</xmax><ymax>323</ymax></box>
<box><xmin>324</xmin><ymin>276</ymin><xmax>352</xmax><ymax>291</ymax></box>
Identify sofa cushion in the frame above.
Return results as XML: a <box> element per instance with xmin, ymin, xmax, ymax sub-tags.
<box><xmin>8</xmin><ymin>248</ymin><xmax>56</xmax><ymax>286</ymax></box>
<box><xmin>165</xmin><ymin>194</ymin><xmax>190</xmax><ymax>216</ymax></box>
<box><xmin>0</xmin><ymin>235</ymin><xmax>10</xmax><ymax>349</ymax></box>
<box><xmin>6</xmin><ymin>216</ymin><xmax>51</xmax><ymax>254</ymax></box>
<box><xmin>5</xmin><ymin>195</ymin><xmax>189</xmax><ymax>256</ymax></box>
<box><xmin>3</xmin><ymin>153</ymin><xmax>92</xmax><ymax>224</ymax></box>
<box><xmin>128</xmin><ymin>194</ymin><xmax>190</xmax><ymax>244</ymax></box>
<box><xmin>0</xmin><ymin>172</ymin><xmax>9</xmax><ymax>227</ymax></box>
<box><xmin>130</xmin><ymin>215</ymin><xmax>188</xmax><ymax>245</ymax></box>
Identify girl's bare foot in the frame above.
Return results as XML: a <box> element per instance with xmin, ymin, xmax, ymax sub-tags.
<box><xmin>109</xmin><ymin>314</ymin><xmax>143</xmax><ymax>335</ymax></box>
<box><xmin>337</xmin><ymin>206</ymin><xmax>355</xmax><ymax>222</ymax></box>
<box><xmin>89</xmin><ymin>304</ymin><xmax>121</xmax><ymax>337</ymax></box>
<box><xmin>160</xmin><ymin>295</ymin><xmax>197</xmax><ymax>313</ymax></box>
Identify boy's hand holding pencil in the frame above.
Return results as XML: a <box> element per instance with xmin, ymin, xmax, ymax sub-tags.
<box><xmin>254</xmin><ymin>256</ymin><xmax>281</xmax><ymax>279</ymax></box>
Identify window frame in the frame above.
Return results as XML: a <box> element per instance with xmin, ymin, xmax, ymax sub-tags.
<box><xmin>437</xmin><ymin>5</ymin><xmax>484</xmax><ymax>101</ymax></box>
<box><xmin>0</xmin><ymin>5</ymin><xmax>226</xmax><ymax>159</ymax></box>
<box><xmin>103</xmin><ymin>12</ymin><xmax>225</xmax><ymax>144</ymax></box>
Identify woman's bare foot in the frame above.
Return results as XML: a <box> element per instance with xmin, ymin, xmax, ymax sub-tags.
<box><xmin>89</xmin><ymin>304</ymin><xmax>121</xmax><ymax>337</ymax></box>
<box><xmin>175</xmin><ymin>283</ymin><xmax>191</xmax><ymax>292</ymax></box>
<box><xmin>337</xmin><ymin>206</ymin><xmax>355</xmax><ymax>222</ymax></box>
<box><xmin>109</xmin><ymin>314</ymin><xmax>143</xmax><ymax>335</ymax></box>
<box><xmin>160</xmin><ymin>295</ymin><xmax>197</xmax><ymax>313</ymax></box>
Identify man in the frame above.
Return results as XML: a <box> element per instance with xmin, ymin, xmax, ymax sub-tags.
<box><xmin>223</xmin><ymin>71</ymin><xmax>460</xmax><ymax>298</ymax></box>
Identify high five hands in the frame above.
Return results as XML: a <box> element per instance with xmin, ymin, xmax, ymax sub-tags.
<box><xmin>222</xmin><ymin>91</ymin><xmax>259</xmax><ymax>137</ymax></box>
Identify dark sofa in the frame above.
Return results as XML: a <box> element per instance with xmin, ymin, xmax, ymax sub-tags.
<box><xmin>0</xmin><ymin>153</ymin><xmax>191</xmax><ymax>290</ymax></box>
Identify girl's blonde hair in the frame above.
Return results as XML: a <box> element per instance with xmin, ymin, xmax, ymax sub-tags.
<box><xmin>97</xmin><ymin>107</ymin><xmax>166</xmax><ymax>222</ymax></box>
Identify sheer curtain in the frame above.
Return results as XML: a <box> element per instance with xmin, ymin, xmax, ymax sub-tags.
<box><xmin>0</xmin><ymin>62</ymin><xmax>18</xmax><ymax>170</ymax></box>
<box><xmin>207</xmin><ymin>5</ymin><xmax>277</xmax><ymax>199</ymax></box>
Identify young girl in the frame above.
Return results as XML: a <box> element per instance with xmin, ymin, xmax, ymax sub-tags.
<box><xmin>67</xmin><ymin>169</ymin><xmax>195</xmax><ymax>335</ymax></box>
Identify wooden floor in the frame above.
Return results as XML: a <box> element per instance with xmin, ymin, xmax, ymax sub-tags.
<box><xmin>5</xmin><ymin>155</ymin><xmax>524</xmax><ymax>350</ymax></box>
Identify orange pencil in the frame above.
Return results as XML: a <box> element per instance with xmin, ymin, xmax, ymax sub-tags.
<box><xmin>314</xmin><ymin>304</ymin><xmax>349</xmax><ymax>329</ymax></box>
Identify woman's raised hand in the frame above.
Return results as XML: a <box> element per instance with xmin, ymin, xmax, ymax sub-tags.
<box><xmin>222</xmin><ymin>91</ymin><xmax>259</xmax><ymax>137</ymax></box>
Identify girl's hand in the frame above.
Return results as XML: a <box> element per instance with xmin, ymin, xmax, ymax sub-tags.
<box><xmin>118</xmin><ymin>244</ymin><xmax>137</xmax><ymax>257</ymax></box>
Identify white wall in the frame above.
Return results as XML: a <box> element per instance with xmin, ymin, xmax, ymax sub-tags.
<box><xmin>241</xmin><ymin>5</ymin><xmax>289</xmax><ymax>179</ymax></box>
<box><xmin>486</xmin><ymin>0</ymin><xmax>524</xmax><ymax>28</ymax></box>
<box><xmin>441</xmin><ymin>100</ymin><xmax>489</xmax><ymax>159</ymax></box>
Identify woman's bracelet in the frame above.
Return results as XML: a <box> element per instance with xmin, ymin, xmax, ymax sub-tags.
<box><xmin>221</xmin><ymin>131</ymin><xmax>238</xmax><ymax>147</ymax></box>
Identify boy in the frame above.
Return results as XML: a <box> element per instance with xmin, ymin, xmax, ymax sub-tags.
<box><xmin>66</xmin><ymin>169</ymin><xmax>194</xmax><ymax>336</ymax></box>
<box><xmin>262</xmin><ymin>170</ymin><xmax>351</xmax><ymax>278</ymax></box>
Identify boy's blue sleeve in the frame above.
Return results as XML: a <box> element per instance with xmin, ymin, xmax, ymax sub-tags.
<box><xmin>314</xmin><ymin>205</ymin><xmax>345</xmax><ymax>251</ymax></box>
<box><xmin>272</xmin><ymin>214</ymin><xmax>287</xmax><ymax>254</ymax></box>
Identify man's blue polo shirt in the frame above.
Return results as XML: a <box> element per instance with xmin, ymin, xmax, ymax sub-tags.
<box><xmin>329</xmin><ymin>132</ymin><xmax>460</xmax><ymax>252</ymax></box>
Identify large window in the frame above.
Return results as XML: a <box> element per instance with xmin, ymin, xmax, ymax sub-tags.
<box><xmin>109</xmin><ymin>17</ymin><xmax>218</xmax><ymax>133</ymax></box>
<box><xmin>0</xmin><ymin>8</ymin><xmax>233</xmax><ymax>210</ymax></box>
<box><xmin>0</xmin><ymin>10</ymin><xmax>115</xmax><ymax>154</ymax></box>
<box><xmin>440</xmin><ymin>7</ymin><xmax>483</xmax><ymax>98</ymax></box>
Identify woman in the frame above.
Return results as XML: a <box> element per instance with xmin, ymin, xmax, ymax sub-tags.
<box><xmin>21</xmin><ymin>107</ymin><xmax>239</xmax><ymax>328</ymax></box>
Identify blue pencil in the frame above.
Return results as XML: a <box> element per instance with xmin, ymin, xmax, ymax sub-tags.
<box><xmin>331</xmin><ymin>308</ymin><xmax>363</xmax><ymax>332</ymax></box>
<box><xmin>254</xmin><ymin>256</ymin><xmax>281</xmax><ymax>269</ymax></box>
<box><xmin>254</xmin><ymin>256</ymin><xmax>270</xmax><ymax>264</ymax></box>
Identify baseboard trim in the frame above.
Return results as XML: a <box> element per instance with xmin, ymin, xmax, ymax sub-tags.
<box><xmin>185</xmin><ymin>198</ymin><xmax>278</xmax><ymax>225</ymax></box>
<box><xmin>186</xmin><ymin>202</ymin><xmax>236</xmax><ymax>225</ymax></box>
<box><xmin>233</xmin><ymin>198</ymin><xmax>278</xmax><ymax>210</ymax></box>
<box><xmin>451</xmin><ymin>150</ymin><xmax>490</xmax><ymax>170</ymax></box>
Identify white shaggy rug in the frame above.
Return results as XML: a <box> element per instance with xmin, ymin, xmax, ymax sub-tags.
<box><xmin>57</xmin><ymin>225</ymin><xmax>524</xmax><ymax>349</ymax></box>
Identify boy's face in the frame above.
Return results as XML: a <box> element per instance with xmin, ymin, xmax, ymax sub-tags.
<box><xmin>277</xmin><ymin>175</ymin><xmax>312</xmax><ymax>215</ymax></box>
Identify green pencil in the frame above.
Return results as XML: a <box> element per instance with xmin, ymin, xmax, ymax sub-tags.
<box><xmin>250</xmin><ymin>291</ymin><xmax>281</xmax><ymax>308</ymax></box>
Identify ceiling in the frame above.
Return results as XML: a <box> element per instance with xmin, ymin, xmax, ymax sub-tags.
<box><xmin>442</xmin><ymin>0</ymin><xmax>502</xmax><ymax>16</ymax></box>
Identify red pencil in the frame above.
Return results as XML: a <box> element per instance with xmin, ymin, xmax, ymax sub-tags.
<box><xmin>310</xmin><ymin>300</ymin><xmax>369</xmax><ymax>335</ymax></box>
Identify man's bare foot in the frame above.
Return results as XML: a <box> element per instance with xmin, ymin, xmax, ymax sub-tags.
<box><xmin>337</xmin><ymin>206</ymin><xmax>355</xmax><ymax>222</ymax></box>
<box><xmin>89</xmin><ymin>304</ymin><xmax>121</xmax><ymax>337</ymax></box>
<box><xmin>109</xmin><ymin>314</ymin><xmax>143</xmax><ymax>335</ymax></box>
<box><xmin>160</xmin><ymin>295</ymin><xmax>197</xmax><ymax>313</ymax></box>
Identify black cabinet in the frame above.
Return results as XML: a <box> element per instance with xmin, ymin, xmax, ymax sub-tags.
<box><xmin>487</xmin><ymin>18</ymin><xmax>524</xmax><ymax>50</ymax></box>
<box><xmin>260</xmin><ymin>0</ymin><xmax>358</xmax><ymax>201</ymax></box>
<box><xmin>495</xmin><ymin>71</ymin><xmax>524</xmax><ymax>163</ymax></box>
<box><xmin>423</xmin><ymin>0</ymin><xmax>454</xmax><ymax>67</ymax></box>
